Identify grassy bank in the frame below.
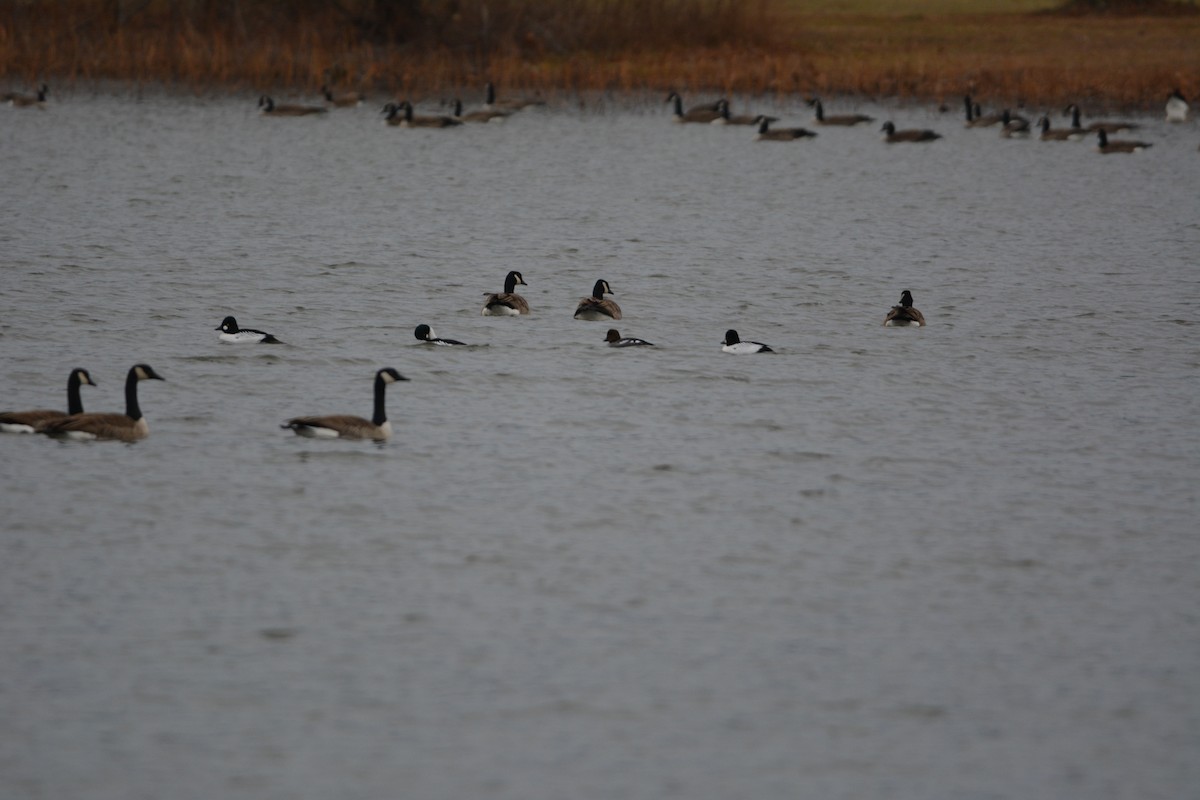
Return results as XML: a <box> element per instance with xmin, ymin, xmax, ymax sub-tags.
<box><xmin>1</xmin><ymin>0</ymin><xmax>1196</xmax><ymax>110</ymax></box>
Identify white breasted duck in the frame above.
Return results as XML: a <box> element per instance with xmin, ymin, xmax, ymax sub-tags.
<box><xmin>883</xmin><ymin>290</ymin><xmax>927</xmax><ymax>327</ymax></box>
<box><xmin>574</xmin><ymin>280</ymin><xmax>622</xmax><ymax>321</ymax></box>
<box><xmin>722</xmin><ymin>330</ymin><xmax>773</xmax><ymax>354</ymax></box>
<box><xmin>1166</xmin><ymin>89</ymin><xmax>1190</xmax><ymax>122</ymax></box>
<box><xmin>216</xmin><ymin>316</ymin><xmax>282</xmax><ymax>344</ymax></box>
<box><xmin>281</xmin><ymin>367</ymin><xmax>408</xmax><ymax>442</ymax></box>
<box><xmin>605</xmin><ymin>329</ymin><xmax>654</xmax><ymax>347</ymax></box>
<box><xmin>38</xmin><ymin>364</ymin><xmax>164</xmax><ymax>442</ymax></box>
<box><xmin>1</xmin><ymin>367</ymin><xmax>96</xmax><ymax>434</ymax></box>
<box><xmin>414</xmin><ymin>324</ymin><xmax>467</xmax><ymax>346</ymax></box>
<box><xmin>482</xmin><ymin>271</ymin><xmax>530</xmax><ymax>316</ymax></box>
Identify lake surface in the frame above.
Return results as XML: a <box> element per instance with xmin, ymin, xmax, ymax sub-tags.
<box><xmin>2</xmin><ymin>88</ymin><xmax>1198</xmax><ymax>800</ymax></box>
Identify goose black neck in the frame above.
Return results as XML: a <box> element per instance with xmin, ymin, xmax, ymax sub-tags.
<box><xmin>592</xmin><ymin>281</ymin><xmax>606</xmax><ymax>299</ymax></box>
<box><xmin>814</xmin><ymin>100</ymin><xmax>824</xmax><ymax>120</ymax></box>
<box><xmin>372</xmin><ymin>373</ymin><xmax>389</xmax><ymax>426</ymax></box>
<box><xmin>124</xmin><ymin>368</ymin><xmax>143</xmax><ymax>421</ymax></box>
<box><xmin>67</xmin><ymin>371</ymin><xmax>86</xmax><ymax>415</ymax></box>
<box><xmin>504</xmin><ymin>273</ymin><xmax>518</xmax><ymax>292</ymax></box>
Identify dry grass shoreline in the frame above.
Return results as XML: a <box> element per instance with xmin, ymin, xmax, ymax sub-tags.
<box><xmin>2</xmin><ymin>3</ymin><xmax>1197</xmax><ymax>112</ymax></box>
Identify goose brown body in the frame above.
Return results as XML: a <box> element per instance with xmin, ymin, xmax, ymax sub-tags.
<box><xmin>258</xmin><ymin>95</ymin><xmax>327</xmax><ymax>116</ymax></box>
<box><xmin>883</xmin><ymin>290</ymin><xmax>927</xmax><ymax>327</ymax></box>
<box><xmin>574</xmin><ymin>280</ymin><xmax>622</xmax><ymax>321</ymax></box>
<box><xmin>39</xmin><ymin>364</ymin><xmax>163</xmax><ymax>442</ymax></box>
<box><xmin>282</xmin><ymin>368</ymin><xmax>407</xmax><ymax>442</ymax></box>
<box><xmin>0</xmin><ymin>368</ymin><xmax>96</xmax><ymax>434</ymax></box>
<box><xmin>482</xmin><ymin>271</ymin><xmax>530</xmax><ymax>316</ymax></box>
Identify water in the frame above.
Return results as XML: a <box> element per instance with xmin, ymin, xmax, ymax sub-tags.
<box><xmin>2</xmin><ymin>89</ymin><xmax>1198</xmax><ymax>799</ymax></box>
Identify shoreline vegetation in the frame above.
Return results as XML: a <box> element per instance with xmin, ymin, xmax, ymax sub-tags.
<box><xmin>2</xmin><ymin>0</ymin><xmax>1197</xmax><ymax>111</ymax></box>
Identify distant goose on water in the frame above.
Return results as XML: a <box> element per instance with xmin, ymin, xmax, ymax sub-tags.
<box><xmin>414</xmin><ymin>324</ymin><xmax>467</xmax><ymax>346</ymax></box>
<box><xmin>883</xmin><ymin>290</ymin><xmax>927</xmax><ymax>327</ymax></box>
<box><xmin>1095</xmin><ymin>129</ymin><xmax>1152</xmax><ymax>154</ymax></box>
<box><xmin>1037</xmin><ymin>115</ymin><xmax>1086</xmax><ymax>142</ymax></box>
<box><xmin>605</xmin><ymin>329</ymin><xmax>654</xmax><ymax>347</ymax></box>
<box><xmin>574</xmin><ymin>280</ymin><xmax>623</xmax><ymax>321</ymax></box>
<box><xmin>1064</xmin><ymin>103</ymin><xmax>1137</xmax><ymax>134</ymax></box>
<box><xmin>484</xmin><ymin>82</ymin><xmax>544</xmax><ymax>112</ymax></box>
<box><xmin>482</xmin><ymin>271</ymin><xmax>530</xmax><ymax>316</ymax></box>
<box><xmin>7</xmin><ymin>84</ymin><xmax>47</xmax><ymax>108</ymax></box>
<box><xmin>715</xmin><ymin>99</ymin><xmax>777</xmax><ymax>126</ymax></box>
<box><xmin>258</xmin><ymin>95</ymin><xmax>327</xmax><ymax>116</ymax></box>
<box><xmin>452</xmin><ymin>98</ymin><xmax>510</xmax><ymax>123</ymax></box>
<box><xmin>321</xmin><ymin>85</ymin><xmax>366</xmax><ymax>107</ymax></box>
<box><xmin>382</xmin><ymin>101</ymin><xmax>461</xmax><ymax>128</ymax></box>
<box><xmin>880</xmin><ymin>121</ymin><xmax>941</xmax><ymax>143</ymax></box>
<box><xmin>666</xmin><ymin>91</ymin><xmax>725</xmax><ymax>124</ymax></box>
<box><xmin>281</xmin><ymin>367</ymin><xmax>408</xmax><ymax>442</ymax></box>
<box><xmin>1</xmin><ymin>368</ymin><xmax>96</xmax><ymax>434</ymax></box>
<box><xmin>808</xmin><ymin>97</ymin><xmax>874</xmax><ymax>126</ymax></box>
<box><xmin>722</xmin><ymin>330</ymin><xmax>773</xmax><ymax>354</ymax></box>
<box><xmin>216</xmin><ymin>316</ymin><xmax>282</xmax><ymax>344</ymax></box>
<box><xmin>756</xmin><ymin>117</ymin><xmax>817</xmax><ymax>141</ymax></box>
<box><xmin>38</xmin><ymin>364</ymin><xmax>164</xmax><ymax>442</ymax></box>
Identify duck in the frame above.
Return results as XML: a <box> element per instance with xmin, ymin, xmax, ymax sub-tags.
<box><xmin>1064</xmin><ymin>103</ymin><xmax>1137</xmax><ymax>134</ymax></box>
<box><xmin>1095</xmin><ymin>129</ymin><xmax>1152</xmax><ymax>154</ymax></box>
<box><xmin>482</xmin><ymin>271</ymin><xmax>530</xmax><ymax>316</ymax></box>
<box><xmin>382</xmin><ymin>100</ymin><xmax>461</xmax><ymax>128</ymax></box>
<box><xmin>1000</xmin><ymin>110</ymin><xmax>1031</xmax><ymax>139</ymax></box>
<box><xmin>883</xmin><ymin>290</ymin><xmax>927</xmax><ymax>327</ymax></box>
<box><xmin>452</xmin><ymin>98</ymin><xmax>510</xmax><ymax>123</ymax></box>
<box><xmin>1166</xmin><ymin>89</ymin><xmax>1190</xmax><ymax>122</ymax></box>
<box><xmin>321</xmin><ymin>85</ymin><xmax>366</xmax><ymax>107</ymax></box>
<box><xmin>715</xmin><ymin>100</ymin><xmax>777</xmax><ymax>126</ymax></box>
<box><xmin>7</xmin><ymin>84</ymin><xmax>47</xmax><ymax>108</ymax></box>
<box><xmin>666</xmin><ymin>91</ymin><xmax>725</xmax><ymax>124</ymax></box>
<box><xmin>258</xmin><ymin>95</ymin><xmax>328</xmax><ymax>116</ymax></box>
<box><xmin>216</xmin><ymin>316</ymin><xmax>282</xmax><ymax>344</ymax></box>
<box><xmin>722</xmin><ymin>330</ymin><xmax>773</xmax><ymax>354</ymax></box>
<box><xmin>605</xmin><ymin>329</ymin><xmax>654</xmax><ymax>347</ymax></box>
<box><xmin>483</xmin><ymin>82</ymin><xmax>544</xmax><ymax>112</ymax></box>
<box><xmin>0</xmin><ymin>368</ymin><xmax>96</xmax><ymax>434</ymax></box>
<box><xmin>574</xmin><ymin>280</ymin><xmax>622</xmax><ymax>321</ymax></box>
<box><xmin>808</xmin><ymin>97</ymin><xmax>874</xmax><ymax>126</ymax></box>
<box><xmin>1036</xmin><ymin>115</ymin><xmax>1086</xmax><ymax>142</ymax></box>
<box><xmin>38</xmin><ymin>364</ymin><xmax>164</xmax><ymax>442</ymax></box>
<box><xmin>413</xmin><ymin>324</ymin><xmax>466</xmax><ymax>346</ymax></box>
<box><xmin>880</xmin><ymin>121</ymin><xmax>941</xmax><ymax>143</ymax></box>
<box><xmin>755</xmin><ymin>117</ymin><xmax>817</xmax><ymax>141</ymax></box>
<box><xmin>281</xmin><ymin>367</ymin><xmax>407</xmax><ymax>442</ymax></box>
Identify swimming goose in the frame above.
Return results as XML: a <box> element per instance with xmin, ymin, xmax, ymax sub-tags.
<box><xmin>1000</xmin><ymin>110</ymin><xmax>1031</xmax><ymax>139</ymax></box>
<box><xmin>452</xmin><ymin>98</ymin><xmax>510</xmax><ymax>123</ymax></box>
<box><xmin>809</xmin><ymin>97</ymin><xmax>874</xmax><ymax>126</ymax></box>
<box><xmin>482</xmin><ymin>271</ymin><xmax>530</xmax><ymax>316</ymax></box>
<box><xmin>756</xmin><ymin>117</ymin><xmax>817</xmax><ymax>141</ymax></box>
<box><xmin>1064</xmin><ymin>104</ymin><xmax>1137</xmax><ymax>134</ymax></box>
<box><xmin>282</xmin><ymin>367</ymin><xmax>407</xmax><ymax>442</ymax></box>
<box><xmin>7</xmin><ymin>84</ymin><xmax>47</xmax><ymax>108</ymax></box>
<box><xmin>715</xmin><ymin>100</ymin><xmax>777</xmax><ymax>126</ymax></box>
<box><xmin>964</xmin><ymin>96</ymin><xmax>1006</xmax><ymax>128</ymax></box>
<box><xmin>574</xmin><ymin>280</ymin><xmax>623</xmax><ymax>321</ymax></box>
<box><xmin>666</xmin><ymin>91</ymin><xmax>725</xmax><ymax>123</ymax></box>
<box><xmin>216</xmin><ymin>316</ymin><xmax>283</xmax><ymax>344</ymax></box>
<box><xmin>258</xmin><ymin>95</ymin><xmax>328</xmax><ymax>116</ymax></box>
<box><xmin>0</xmin><ymin>368</ymin><xmax>96</xmax><ymax>434</ymax></box>
<box><xmin>605</xmin><ymin>329</ymin><xmax>654</xmax><ymax>347</ymax></box>
<box><xmin>414</xmin><ymin>324</ymin><xmax>467</xmax><ymax>346</ymax></box>
<box><xmin>1095</xmin><ymin>129</ymin><xmax>1152</xmax><ymax>154</ymax></box>
<box><xmin>883</xmin><ymin>290</ymin><xmax>927</xmax><ymax>327</ymax></box>
<box><xmin>880</xmin><ymin>121</ymin><xmax>941</xmax><ymax>143</ymax></box>
<box><xmin>382</xmin><ymin>101</ymin><xmax>462</xmax><ymax>128</ymax></box>
<box><xmin>322</xmin><ymin>85</ymin><xmax>366</xmax><ymax>107</ymax></box>
<box><xmin>1037</xmin><ymin>115</ymin><xmax>1086</xmax><ymax>142</ymax></box>
<box><xmin>1166</xmin><ymin>89</ymin><xmax>1189</xmax><ymax>122</ymax></box>
<box><xmin>484</xmin><ymin>82</ymin><xmax>544</xmax><ymax>111</ymax></box>
<box><xmin>722</xmin><ymin>330</ymin><xmax>773</xmax><ymax>354</ymax></box>
<box><xmin>39</xmin><ymin>364</ymin><xmax>164</xmax><ymax>442</ymax></box>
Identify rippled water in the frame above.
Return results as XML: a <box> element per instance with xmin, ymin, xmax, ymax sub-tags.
<box><xmin>2</xmin><ymin>89</ymin><xmax>1198</xmax><ymax>799</ymax></box>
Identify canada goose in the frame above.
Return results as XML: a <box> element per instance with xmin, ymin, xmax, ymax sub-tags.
<box><xmin>574</xmin><ymin>280</ymin><xmax>623</xmax><ymax>321</ymax></box>
<box><xmin>282</xmin><ymin>367</ymin><xmax>407</xmax><ymax>442</ymax></box>
<box><xmin>482</xmin><ymin>271</ymin><xmax>530</xmax><ymax>316</ymax></box>
<box><xmin>258</xmin><ymin>95</ymin><xmax>327</xmax><ymax>116</ymax></box>
<box><xmin>414</xmin><ymin>324</ymin><xmax>467</xmax><ymax>346</ymax></box>
<box><xmin>964</xmin><ymin>96</ymin><xmax>1006</xmax><ymax>128</ymax></box>
<box><xmin>382</xmin><ymin>101</ymin><xmax>461</xmax><ymax>128</ymax></box>
<box><xmin>722</xmin><ymin>330</ymin><xmax>773</xmax><ymax>354</ymax></box>
<box><xmin>605</xmin><ymin>329</ymin><xmax>654</xmax><ymax>347</ymax></box>
<box><xmin>715</xmin><ymin>100</ymin><xmax>777</xmax><ymax>126</ymax></box>
<box><xmin>883</xmin><ymin>290</ymin><xmax>926</xmax><ymax>327</ymax></box>
<box><xmin>215</xmin><ymin>316</ymin><xmax>283</xmax><ymax>344</ymax></box>
<box><xmin>1166</xmin><ymin>89</ymin><xmax>1190</xmax><ymax>122</ymax></box>
<box><xmin>666</xmin><ymin>91</ymin><xmax>725</xmax><ymax>123</ymax></box>
<box><xmin>1064</xmin><ymin>103</ymin><xmax>1137</xmax><ymax>134</ymax></box>
<box><xmin>321</xmin><ymin>85</ymin><xmax>366</xmax><ymax>107</ymax></box>
<box><xmin>808</xmin><ymin>97</ymin><xmax>873</xmax><ymax>126</ymax></box>
<box><xmin>880</xmin><ymin>121</ymin><xmax>941</xmax><ymax>143</ymax></box>
<box><xmin>1095</xmin><ymin>129</ymin><xmax>1152</xmax><ymax>154</ymax></box>
<box><xmin>484</xmin><ymin>82</ymin><xmax>544</xmax><ymax>112</ymax></box>
<box><xmin>7</xmin><ymin>84</ymin><xmax>47</xmax><ymax>108</ymax></box>
<box><xmin>39</xmin><ymin>364</ymin><xmax>164</xmax><ymax>442</ymax></box>
<box><xmin>1000</xmin><ymin>110</ymin><xmax>1031</xmax><ymax>139</ymax></box>
<box><xmin>756</xmin><ymin>117</ymin><xmax>817</xmax><ymax>141</ymax></box>
<box><xmin>1037</xmin><ymin>115</ymin><xmax>1086</xmax><ymax>142</ymax></box>
<box><xmin>452</xmin><ymin>98</ymin><xmax>510</xmax><ymax>123</ymax></box>
<box><xmin>0</xmin><ymin>368</ymin><xmax>96</xmax><ymax>434</ymax></box>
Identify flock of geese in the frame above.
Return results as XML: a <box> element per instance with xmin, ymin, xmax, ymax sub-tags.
<box><xmin>0</xmin><ymin>277</ymin><xmax>926</xmax><ymax>444</ymax></box>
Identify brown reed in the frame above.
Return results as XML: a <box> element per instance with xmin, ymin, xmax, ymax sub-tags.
<box><xmin>1</xmin><ymin>0</ymin><xmax>1196</xmax><ymax>110</ymax></box>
